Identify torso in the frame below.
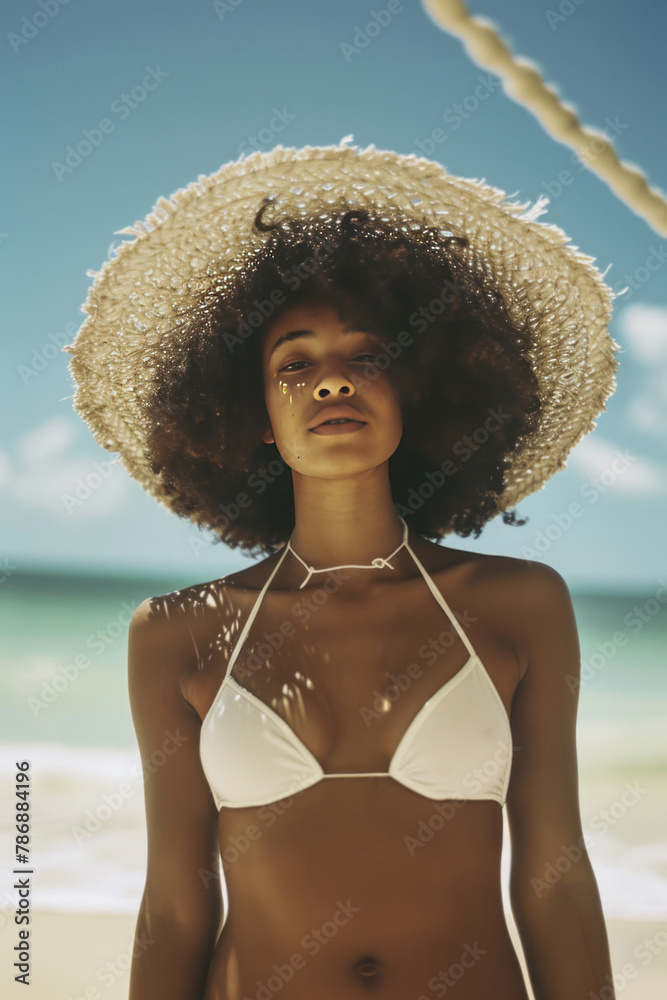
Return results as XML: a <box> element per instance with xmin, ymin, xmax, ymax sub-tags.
<box><xmin>178</xmin><ymin>531</ymin><xmax>530</xmax><ymax>999</ymax></box>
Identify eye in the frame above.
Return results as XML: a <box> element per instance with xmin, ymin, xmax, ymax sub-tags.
<box><xmin>279</xmin><ymin>360</ymin><xmax>309</xmax><ymax>373</ymax></box>
<box><xmin>279</xmin><ymin>353</ymin><xmax>378</xmax><ymax>374</ymax></box>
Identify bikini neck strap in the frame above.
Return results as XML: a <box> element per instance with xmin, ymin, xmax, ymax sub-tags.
<box><xmin>286</xmin><ymin>515</ymin><xmax>410</xmax><ymax>590</ymax></box>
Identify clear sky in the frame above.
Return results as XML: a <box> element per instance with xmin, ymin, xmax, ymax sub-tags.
<box><xmin>2</xmin><ymin>0</ymin><xmax>666</xmax><ymax>591</ymax></box>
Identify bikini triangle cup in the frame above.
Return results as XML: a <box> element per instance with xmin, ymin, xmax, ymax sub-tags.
<box><xmin>199</xmin><ymin>516</ymin><xmax>514</xmax><ymax>809</ymax></box>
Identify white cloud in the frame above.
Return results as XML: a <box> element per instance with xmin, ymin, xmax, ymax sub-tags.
<box><xmin>568</xmin><ymin>435</ymin><xmax>667</xmax><ymax>496</ymax></box>
<box><xmin>0</xmin><ymin>418</ymin><xmax>129</xmax><ymax>517</ymax></box>
<box><xmin>18</xmin><ymin>419</ymin><xmax>77</xmax><ymax>466</ymax></box>
<box><xmin>618</xmin><ymin>303</ymin><xmax>667</xmax><ymax>364</ymax></box>
<box><xmin>626</xmin><ymin>390</ymin><xmax>667</xmax><ymax>437</ymax></box>
<box><xmin>0</xmin><ymin>451</ymin><xmax>11</xmax><ymax>491</ymax></box>
<box><xmin>615</xmin><ymin>303</ymin><xmax>667</xmax><ymax>442</ymax></box>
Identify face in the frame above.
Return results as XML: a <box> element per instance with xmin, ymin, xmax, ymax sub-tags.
<box><xmin>260</xmin><ymin>299</ymin><xmax>403</xmax><ymax>478</ymax></box>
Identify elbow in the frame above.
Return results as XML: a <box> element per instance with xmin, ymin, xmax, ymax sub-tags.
<box><xmin>138</xmin><ymin>886</ymin><xmax>224</xmax><ymax>943</ymax></box>
<box><xmin>510</xmin><ymin>848</ymin><xmax>601</xmax><ymax>917</ymax></box>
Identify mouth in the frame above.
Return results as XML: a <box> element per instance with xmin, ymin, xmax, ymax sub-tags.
<box><xmin>309</xmin><ymin>417</ymin><xmax>368</xmax><ymax>435</ymax></box>
<box><xmin>309</xmin><ymin>406</ymin><xmax>368</xmax><ymax>430</ymax></box>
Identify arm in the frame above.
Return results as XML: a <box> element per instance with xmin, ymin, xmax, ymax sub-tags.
<box><xmin>127</xmin><ymin>598</ymin><xmax>224</xmax><ymax>1000</ymax></box>
<box><xmin>505</xmin><ymin>564</ymin><xmax>616</xmax><ymax>1000</ymax></box>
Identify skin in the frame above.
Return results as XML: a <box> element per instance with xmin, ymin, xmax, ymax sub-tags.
<box><xmin>127</xmin><ymin>300</ymin><xmax>616</xmax><ymax>999</ymax></box>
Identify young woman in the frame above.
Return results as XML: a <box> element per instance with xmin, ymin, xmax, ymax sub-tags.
<box><xmin>64</xmin><ymin>142</ymin><xmax>620</xmax><ymax>999</ymax></box>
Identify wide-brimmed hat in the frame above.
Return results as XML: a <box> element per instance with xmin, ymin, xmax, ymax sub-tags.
<box><xmin>62</xmin><ymin>136</ymin><xmax>621</xmax><ymax>517</ymax></box>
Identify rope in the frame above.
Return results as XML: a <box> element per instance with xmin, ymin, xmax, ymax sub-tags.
<box><xmin>422</xmin><ymin>0</ymin><xmax>667</xmax><ymax>236</ymax></box>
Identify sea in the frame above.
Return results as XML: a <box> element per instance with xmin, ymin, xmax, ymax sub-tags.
<box><xmin>1</xmin><ymin>568</ymin><xmax>666</xmax><ymax>920</ymax></box>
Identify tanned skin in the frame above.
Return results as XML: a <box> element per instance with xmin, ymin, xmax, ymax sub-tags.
<box><xmin>128</xmin><ymin>301</ymin><xmax>615</xmax><ymax>999</ymax></box>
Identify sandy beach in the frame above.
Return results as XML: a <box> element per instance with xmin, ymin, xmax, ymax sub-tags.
<box><xmin>2</xmin><ymin>909</ymin><xmax>665</xmax><ymax>999</ymax></box>
<box><xmin>2</xmin><ymin>592</ymin><xmax>665</xmax><ymax>999</ymax></box>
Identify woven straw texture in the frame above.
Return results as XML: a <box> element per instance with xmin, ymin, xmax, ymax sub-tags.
<box><xmin>63</xmin><ymin>138</ymin><xmax>621</xmax><ymax>519</ymax></box>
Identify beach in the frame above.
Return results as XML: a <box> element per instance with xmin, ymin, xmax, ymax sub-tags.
<box><xmin>2</xmin><ymin>755</ymin><xmax>666</xmax><ymax>999</ymax></box>
<box><xmin>1</xmin><ymin>582</ymin><xmax>666</xmax><ymax>997</ymax></box>
<box><xmin>3</xmin><ymin>908</ymin><xmax>667</xmax><ymax>999</ymax></box>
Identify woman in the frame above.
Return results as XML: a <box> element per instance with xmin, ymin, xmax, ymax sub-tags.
<box><xmin>64</xmin><ymin>140</ymin><xmax>620</xmax><ymax>999</ymax></box>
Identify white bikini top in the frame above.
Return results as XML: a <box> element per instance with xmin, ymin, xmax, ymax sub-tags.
<box><xmin>199</xmin><ymin>517</ymin><xmax>513</xmax><ymax>810</ymax></box>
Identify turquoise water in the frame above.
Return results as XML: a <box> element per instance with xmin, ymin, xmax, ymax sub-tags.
<box><xmin>2</xmin><ymin>570</ymin><xmax>666</xmax><ymax>747</ymax></box>
<box><xmin>1</xmin><ymin>570</ymin><xmax>665</xmax><ymax>917</ymax></box>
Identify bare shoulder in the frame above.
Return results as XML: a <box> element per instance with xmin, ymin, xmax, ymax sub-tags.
<box><xmin>128</xmin><ymin>553</ymin><xmax>281</xmax><ymax>695</ymax></box>
<box><xmin>423</xmin><ymin>535</ymin><xmax>568</xmax><ymax>594</ymax></box>
<box><xmin>424</xmin><ymin>540</ymin><xmax>574</xmax><ymax>678</ymax></box>
<box><xmin>130</xmin><ymin>553</ymin><xmax>277</xmax><ymax>637</ymax></box>
<box><xmin>479</xmin><ymin>554</ymin><xmax>575</xmax><ymax>682</ymax></box>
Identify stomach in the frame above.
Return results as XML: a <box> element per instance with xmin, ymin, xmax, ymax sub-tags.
<box><xmin>202</xmin><ymin>779</ymin><xmax>530</xmax><ymax>1000</ymax></box>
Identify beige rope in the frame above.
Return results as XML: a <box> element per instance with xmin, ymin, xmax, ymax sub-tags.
<box><xmin>422</xmin><ymin>0</ymin><xmax>667</xmax><ymax>236</ymax></box>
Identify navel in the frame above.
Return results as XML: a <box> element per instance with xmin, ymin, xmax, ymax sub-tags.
<box><xmin>351</xmin><ymin>953</ymin><xmax>383</xmax><ymax>989</ymax></box>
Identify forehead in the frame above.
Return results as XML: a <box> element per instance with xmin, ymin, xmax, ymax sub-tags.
<box><xmin>262</xmin><ymin>299</ymin><xmax>381</xmax><ymax>363</ymax></box>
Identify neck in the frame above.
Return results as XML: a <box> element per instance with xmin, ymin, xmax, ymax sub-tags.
<box><xmin>288</xmin><ymin>516</ymin><xmax>408</xmax><ymax>589</ymax></box>
<box><xmin>285</xmin><ymin>487</ymin><xmax>412</xmax><ymax>589</ymax></box>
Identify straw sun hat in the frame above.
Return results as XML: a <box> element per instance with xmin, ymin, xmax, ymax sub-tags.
<box><xmin>62</xmin><ymin>136</ymin><xmax>621</xmax><ymax>519</ymax></box>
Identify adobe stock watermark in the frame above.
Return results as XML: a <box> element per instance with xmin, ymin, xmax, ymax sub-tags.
<box><xmin>64</xmin><ymin>933</ymin><xmax>154</xmax><ymax>999</ymax></box>
<box><xmin>18</xmin><ymin>321</ymin><xmax>78</xmax><ymax>385</ymax></box>
<box><xmin>70</xmin><ymin>729</ymin><xmax>189</xmax><ymax>845</ymax></box>
<box><xmin>221</xmin><ymin>232</ymin><xmax>462</xmax><ymax>360</ymax></box>
<box><xmin>8</xmin><ymin>0</ymin><xmax>75</xmax><ymax>54</ymax></box>
<box><xmin>539</xmin><ymin>116</ymin><xmax>629</xmax><ymax>201</ymax></box>
<box><xmin>27</xmin><ymin>600</ymin><xmax>138</xmax><ymax>716</ymax></box>
<box><xmin>212</xmin><ymin>0</ymin><xmax>245</xmax><ymax>21</ymax></box>
<box><xmin>611</xmin><ymin>244</ymin><xmax>667</xmax><ymax>303</ymax></box>
<box><xmin>61</xmin><ymin>456</ymin><xmax>121</xmax><ymax>513</ymax></box>
<box><xmin>189</xmin><ymin>287</ymin><xmax>448</xmax><ymax>542</ymax></box>
<box><xmin>220</xmin><ymin>241</ymin><xmax>339</xmax><ymax>356</ymax></box>
<box><xmin>564</xmin><ymin>579</ymin><xmax>667</xmax><ymax>694</ymax></box>
<box><xmin>412</xmin><ymin>74</ymin><xmax>501</xmax><ymax>158</ymax></box>
<box><xmin>340</xmin><ymin>0</ymin><xmax>412</xmax><ymax>63</ymax></box>
<box><xmin>0</xmin><ymin>557</ymin><xmax>19</xmax><ymax>585</ymax></box>
<box><xmin>403</xmin><ymin>740</ymin><xmax>513</xmax><ymax>856</ymax></box>
<box><xmin>530</xmin><ymin>781</ymin><xmax>648</xmax><ymax>898</ymax></box>
<box><xmin>545</xmin><ymin>0</ymin><xmax>588</xmax><ymax>31</ymax></box>
<box><xmin>237</xmin><ymin>107</ymin><xmax>296</xmax><ymax>157</ymax></box>
<box><xmin>418</xmin><ymin>940</ymin><xmax>487</xmax><ymax>999</ymax></box>
<box><xmin>519</xmin><ymin>449</ymin><xmax>638</xmax><ymax>560</ymax></box>
<box><xmin>188</xmin><ymin>457</ymin><xmax>291</xmax><ymax>553</ymax></box>
<box><xmin>586</xmin><ymin>923</ymin><xmax>667</xmax><ymax>1000</ymax></box>
<box><xmin>359</xmin><ymin>617</ymin><xmax>478</xmax><ymax>727</ymax></box>
<box><xmin>241</xmin><ymin>900</ymin><xmax>360</xmax><ymax>999</ymax></box>
<box><xmin>199</xmin><ymin>778</ymin><xmax>308</xmax><ymax>883</ymax></box>
<box><xmin>233</xmin><ymin>567</ymin><xmax>353</xmax><ymax>683</ymax></box>
<box><xmin>51</xmin><ymin>65</ymin><xmax>169</xmax><ymax>182</ymax></box>
<box><xmin>396</xmin><ymin>405</ymin><xmax>512</xmax><ymax>520</ymax></box>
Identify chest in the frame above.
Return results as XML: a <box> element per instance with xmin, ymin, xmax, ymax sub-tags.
<box><xmin>218</xmin><ymin>581</ymin><xmax>490</xmax><ymax>772</ymax></box>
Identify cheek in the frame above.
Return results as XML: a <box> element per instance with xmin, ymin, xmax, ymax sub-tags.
<box><xmin>266</xmin><ymin>380</ymin><xmax>308</xmax><ymax>431</ymax></box>
<box><xmin>375</xmin><ymin>378</ymin><xmax>404</xmax><ymax>431</ymax></box>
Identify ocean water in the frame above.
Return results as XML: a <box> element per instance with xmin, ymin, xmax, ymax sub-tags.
<box><xmin>1</xmin><ymin>570</ymin><xmax>666</xmax><ymax>918</ymax></box>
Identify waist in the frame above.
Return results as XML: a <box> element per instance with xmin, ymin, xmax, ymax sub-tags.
<box><xmin>207</xmin><ymin>900</ymin><xmax>527</xmax><ymax>1000</ymax></box>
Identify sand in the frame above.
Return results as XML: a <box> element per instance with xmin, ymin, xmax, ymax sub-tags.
<box><xmin>2</xmin><ymin>910</ymin><xmax>666</xmax><ymax>999</ymax></box>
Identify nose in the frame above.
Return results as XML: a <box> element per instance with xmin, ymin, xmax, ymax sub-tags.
<box><xmin>313</xmin><ymin>374</ymin><xmax>356</xmax><ymax>399</ymax></box>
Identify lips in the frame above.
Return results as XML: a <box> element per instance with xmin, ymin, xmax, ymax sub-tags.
<box><xmin>309</xmin><ymin>406</ymin><xmax>367</xmax><ymax>430</ymax></box>
<box><xmin>318</xmin><ymin>418</ymin><xmax>359</xmax><ymax>426</ymax></box>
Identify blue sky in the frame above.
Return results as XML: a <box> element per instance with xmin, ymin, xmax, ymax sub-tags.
<box><xmin>1</xmin><ymin>0</ymin><xmax>666</xmax><ymax>590</ymax></box>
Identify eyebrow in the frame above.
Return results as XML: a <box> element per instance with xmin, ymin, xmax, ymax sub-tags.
<box><xmin>268</xmin><ymin>327</ymin><xmax>383</xmax><ymax>360</ymax></box>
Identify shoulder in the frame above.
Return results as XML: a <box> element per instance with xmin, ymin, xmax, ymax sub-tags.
<box><xmin>426</xmin><ymin>543</ymin><xmax>574</xmax><ymax>678</ymax></box>
<box><xmin>425</xmin><ymin>536</ymin><xmax>568</xmax><ymax>598</ymax></box>
<box><xmin>128</xmin><ymin>555</ymin><xmax>279</xmax><ymax>672</ymax></box>
<box><xmin>472</xmin><ymin>551</ymin><xmax>570</xmax><ymax>598</ymax></box>
<box><xmin>130</xmin><ymin>558</ymin><xmax>274</xmax><ymax>634</ymax></box>
<box><xmin>476</xmin><ymin>555</ymin><xmax>575</xmax><ymax>681</ymax></box>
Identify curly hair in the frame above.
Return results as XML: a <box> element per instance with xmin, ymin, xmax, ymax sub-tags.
<box><xmin>144</xmin><ymin>199</ymin><xmax>542</xmax><ymax>558</ymax></box>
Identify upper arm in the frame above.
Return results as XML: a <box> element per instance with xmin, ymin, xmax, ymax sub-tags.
<box><xmin>505</xmin><ymin>562</ymin><xmax>590</xmax><ymax>897</ymax></box>
<box><xmin>128</xmin><ymin>597</ymin><xmax>223</xmax><ymax>934</ymax></box>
